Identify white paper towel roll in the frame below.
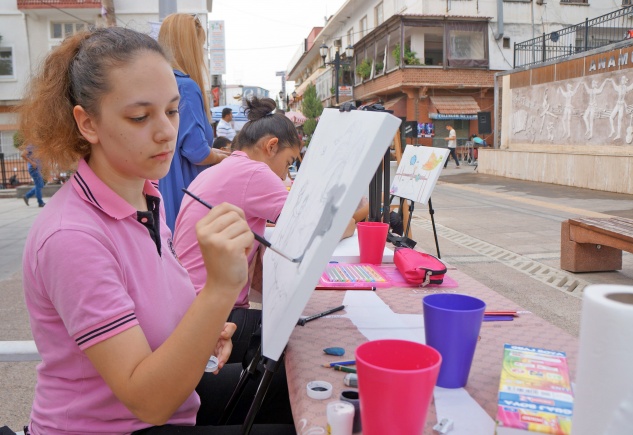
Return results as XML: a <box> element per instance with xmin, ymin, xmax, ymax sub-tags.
<box><xmin>572</xmin><ymin>285</ymin><xmax>633</xmax><ymax>435</ymax></box>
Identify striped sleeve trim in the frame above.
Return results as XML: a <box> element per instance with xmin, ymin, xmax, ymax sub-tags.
<box><xmin>73</xmin><ymin>310</ymin><xmax>139</xmax><ymax>350</ymax></box>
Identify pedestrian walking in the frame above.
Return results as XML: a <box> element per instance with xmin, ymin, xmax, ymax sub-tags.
<box><xmin>20</xmin><ymin>144</ymin><xmax>46</xmax><ymax>207</ymax></box>
<box><xmin>443</xmin><ymin>125</ymin><xmax>461</xmax><ymax>169</ymax></box>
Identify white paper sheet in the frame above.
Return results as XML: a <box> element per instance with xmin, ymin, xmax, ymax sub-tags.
<box><xmin>342</xmin><ymin>291</ymin><xmax>420</xmax><ymax>342</ymax></box>
<box><xmin>434</xmin><ymin>387</ymin><xmax>496</xmax><ymax>435</ymax></box>
<box><xmin>342</xmin><ymin>291</ymin><xmax>495</xmax><ymax>434</ymax></box>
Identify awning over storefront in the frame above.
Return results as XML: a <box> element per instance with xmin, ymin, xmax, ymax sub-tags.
<box><xmin>429</xmin><ymin>96</ymin><xmax>481</xmax><ymax>120</ymax></box>
<box><xmin>383</xmin><ymin>96</ymin><xmax>406</xmax><ymax>118</ymax></box>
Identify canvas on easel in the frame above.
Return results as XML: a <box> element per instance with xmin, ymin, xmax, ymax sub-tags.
<box><xmin>262</xmin><ymin>108</ymin><xmax>401</xmax><ymax>362</ymax></box>
<box><xmin>389</xmin><ymin>145</ymin><xmax>449</xmax><ymax>204</ymax></box>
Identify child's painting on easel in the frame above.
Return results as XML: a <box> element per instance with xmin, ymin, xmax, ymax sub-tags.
<box><xmin>390</xmin><ymin>145</ymin><xmax>449</xmax><ymax>204</ymax></box>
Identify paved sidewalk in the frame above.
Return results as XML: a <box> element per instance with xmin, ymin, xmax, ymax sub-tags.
<box><xmin>1</xmin><ymin>169</ymin><xmax>633</xmax><ymax>430</ymax></box>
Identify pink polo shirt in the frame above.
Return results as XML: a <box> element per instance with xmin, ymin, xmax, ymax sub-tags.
<box><xmin>23</xmin><ymin>160</ymin><xmax>199</xmax><ymax>434</ymax></box>
<box><xmin>174</xmin><ymin>150</ymin><xmax>287</xmax><ymax>308</ymax></box>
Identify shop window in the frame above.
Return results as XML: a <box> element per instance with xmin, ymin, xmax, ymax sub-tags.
<box><xmin>51</xmin><ymin>22</ymin><xmax>86</xmax><ymax>40</ymax></box>
<box><xmin>375</xmin><ymin>2</ymin><xmax>384</xmax><ymax>27</ymax></box>
<box><xmin>446</xmin><ymin>22</ymin><xmax>489</xmax><ymax>68</ymax></box>
<box><xmin>0</xmin><ymin>47</ymin><xmax>14</xmax><ymax>77</ymax></box>
<box><xmin>359</xmin><ymin>16</ymin><xmax>368</xmax><ymax>39</ymax></box>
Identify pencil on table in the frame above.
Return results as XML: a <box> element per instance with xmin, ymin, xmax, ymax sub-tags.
<box><xmin>333</xmin><ymin>365</ymin><xmax>356</xmax><ymax>373</ymax></box>
<box><xmin>321</xmin><ymin>360</ymin><xmax>356</xmax><ymax>368</ymax></box>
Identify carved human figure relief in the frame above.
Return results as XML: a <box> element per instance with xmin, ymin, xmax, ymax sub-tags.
<box><xmin>608</xmin><ymin>76</ymin><xmax>633</xmax><ymax>140</ymax></box>
<box><xmin>538</xmin><ymin>89</ymin><xmax>558</xmax><ymax>136</ymax></box>
<box><xmin>582</xmin><ymin>79</ymin><xmax>608</xmax><ymax>139</ymax></box>
<box><xmin>557</xmin><ymin>82</ymin><xmax>581</xmax><ymax>139</ymax></box>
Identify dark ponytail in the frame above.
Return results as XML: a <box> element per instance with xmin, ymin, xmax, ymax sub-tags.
<box><xmin>233</xmin><ymin>97</ymin><xmax>300</xmax><ymax>151</ymax></box>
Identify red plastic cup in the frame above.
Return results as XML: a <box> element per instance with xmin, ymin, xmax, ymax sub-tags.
<box><xmin>355</xmin><ymin>339</ymin><xmax>442</xmax><ymax>435</ymax></box>
<box><xmin>357</xmin><ymin>222</ymin><xmax>389</xmax><ymax>264</ymax></box>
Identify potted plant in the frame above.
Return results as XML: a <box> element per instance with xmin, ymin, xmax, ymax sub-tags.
<box><xmin>375</xmin><ymin>61</ymin><xmax>384</xmax><ymax>75</ymax></box>
<box><xmin>392</xmin><ymin>43</ymin><xmax>422</xmax><ymax>66</ymax></box>
<box><xmin>356</xmin><ymin>58</ymin><xmax>372</xmax><ymax>80</ymax></box>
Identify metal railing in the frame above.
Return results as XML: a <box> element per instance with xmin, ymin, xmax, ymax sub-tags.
<box><xmin>0</xmin><ymin>153</ymin><xmax>30</xmax><ymax>189</ymax></box>
<box><xmin>514</xmin><ymin>6</ymin><xmax>633</xmax><ymax>68</ymax></box>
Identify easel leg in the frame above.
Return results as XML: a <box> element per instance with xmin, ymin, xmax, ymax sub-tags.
<box><xmin>218</xmin><ymin>345</ymin><xmax>263</xmax><ymax>425</ymax></box>
<box><xmin>241</xmin><ymin>356</ymin><xmax>284</xmax><ymax>435</ymax></box>
<box><xmin>403</xmin><ymin>200</ymin><xmax>415</xmax><ymax>241</ymax></box>
<box><xmin>382</xmin><ymin>150</ymin><xmax>390</xmax><ymax>224</ymax></box>
<box><xmin>428</xmin><ymin>197</ymin><xmax>441</xmax><ymax>258</ymax></box>
<box><xmin>368</xmin><ymin>169</ymin><xmax>381</xmax><ymax>222</ymax></box>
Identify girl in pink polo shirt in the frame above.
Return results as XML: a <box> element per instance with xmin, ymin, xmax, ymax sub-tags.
<box><xmin>174</xmin><ymin>97</ymin><xmax>301</xmax><ymax>365</ymax></box>
<box><xmin>18</xmin><ymin>27</ymin><xmax>293</xmax><ymax>435</ymax></box>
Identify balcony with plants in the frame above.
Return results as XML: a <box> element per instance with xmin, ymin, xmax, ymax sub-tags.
<box><xmin>351</xmin><ymin>16</ymin><xmax>491</xmax><ymax>96</ymax></box>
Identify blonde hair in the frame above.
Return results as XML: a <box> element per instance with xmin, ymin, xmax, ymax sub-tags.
<box><xmin>18</xmin><ymin>27</ymin><xmax>167</xmax><ymax>175</ymax></box>
<box><xmin>158</xmin><ymin>14</ymin><xmax>211</xmax><ymax>122</ymax></box>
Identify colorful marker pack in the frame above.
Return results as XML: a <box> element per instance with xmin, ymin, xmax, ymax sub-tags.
<box><xmin>320</xmin><ymin>263</ymin><xmax>392</xmax><ymax>288</ymax></box>
<box><xmin>496</xmin><ymin>345</ymin><xmax>574</xmax><ymax>435</ymax></box>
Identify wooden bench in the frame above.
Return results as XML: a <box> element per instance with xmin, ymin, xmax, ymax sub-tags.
<box><xmin>561</xmin><ymin>217</ymin><xmax>633</xmax><ymax>272</ymax></box>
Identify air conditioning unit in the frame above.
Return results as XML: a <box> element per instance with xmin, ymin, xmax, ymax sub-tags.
<box><xmin>333</xmin><ymin>38</ymin><xmax>342</xmax><ymax>48</ymax></box>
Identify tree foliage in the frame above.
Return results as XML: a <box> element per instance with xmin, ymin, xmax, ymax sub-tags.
<box><xmin>301</xmin><ymin>84</ymin><xmax>323</xmax><ymax>138</ymax></box>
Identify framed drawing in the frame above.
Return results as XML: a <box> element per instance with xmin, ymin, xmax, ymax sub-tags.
<box><xmin>389</xmin><ymin>145</ymin><xmax>449</xmax><ymax>204</ymax></box>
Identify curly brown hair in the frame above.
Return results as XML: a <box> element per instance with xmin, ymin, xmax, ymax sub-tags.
<box><xmin>18</xmin><ymin>27</ymin><xmax>167</xmax><ymax>175</ymax></box>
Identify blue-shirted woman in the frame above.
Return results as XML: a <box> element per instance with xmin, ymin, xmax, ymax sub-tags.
<box><xmin>158</xmin><ymin>14</ymin><xmax>228</xmax><ymax>232</ymax></box>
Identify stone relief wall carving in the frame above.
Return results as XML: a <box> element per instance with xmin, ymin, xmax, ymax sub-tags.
<box><xmin>511</xmin><ymin>70</ymin><xmax>633</xmax><ymax>146</ymax></box>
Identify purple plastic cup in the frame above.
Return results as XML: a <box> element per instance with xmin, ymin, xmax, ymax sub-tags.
<box><xmin>423</xmin><ymin>293</ymin><xmax>486</xmax><ymax>388</ymax></box>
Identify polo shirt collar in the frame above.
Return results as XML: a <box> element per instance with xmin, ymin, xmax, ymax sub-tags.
<box><xmin>174</xmin><ymin>69</ymin><xmax>189</xmax><ymax>78</ymax></box>
<box><xmin>71</xmin><ymin>159</ymin><xmax>161</xmax><ymax>220</ymax></box>
<box><xmin>232</xmin><ymin>150</ymin><xmax>248</xmax><ymax>158</ymax></box>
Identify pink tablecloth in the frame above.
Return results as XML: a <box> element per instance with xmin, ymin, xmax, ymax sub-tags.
<box><xmin>284</xmin><ymin>269</ymin><xmax>579</xmax><ymax>434</ymax></box>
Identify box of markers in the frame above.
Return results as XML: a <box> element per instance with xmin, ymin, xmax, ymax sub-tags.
<box><xmin>319</xmin><ymin>263</ymin><xmax>393</xmax><ymax>288</ymax></box>
<box><xmin>495</xmin><ymin>344</ymin><xmax>573</xmax><ymax>435</ymax></box>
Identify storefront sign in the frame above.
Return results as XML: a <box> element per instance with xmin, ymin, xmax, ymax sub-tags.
<box><xmin>429</xmin><ymin>113</ymin><xmax>478</xmax><ymax>120</ymax></box>
<box><xmin>338</xmin><ymin>86</ymin><xmax>353</xmax><ymax>97</ymax></box>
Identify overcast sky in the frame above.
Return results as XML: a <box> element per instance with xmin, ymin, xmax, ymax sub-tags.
<box><xmin>209</xmin><ymin>0</ymin><xmax>347</xmax><ymax>100</ymax></box>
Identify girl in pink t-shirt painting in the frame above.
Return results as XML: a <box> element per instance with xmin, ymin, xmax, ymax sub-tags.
<box><xmin>18</xmin><ymin>27</ymin><xmax>293</xmax><ymax>434</ymax></box>
<box><xmin>174</xmin><ymin>97</ymin><xmax>301</xmax><ymax>365</ymax></box>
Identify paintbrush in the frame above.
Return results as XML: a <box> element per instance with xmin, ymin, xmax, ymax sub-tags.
<box><xmin>181</xmin><ymin>188</ymin><xmax>303</xmax><ymax>263</ymax></box>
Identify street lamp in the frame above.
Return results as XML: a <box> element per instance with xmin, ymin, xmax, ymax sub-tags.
<box><xmin>320</xmin><ymin>43</ymin><xmax>354</xmax><ymax>105</ymax></box>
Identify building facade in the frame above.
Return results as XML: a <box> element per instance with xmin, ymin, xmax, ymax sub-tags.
<box><xmin>0</xmin><ymin>0</ymin><xmax>211</xmax><ymax>158</ymax></box>
<box><xmin>286</xmin><ymin>0</ymin><xmax>625</xmax><ymax>148</ymax></box>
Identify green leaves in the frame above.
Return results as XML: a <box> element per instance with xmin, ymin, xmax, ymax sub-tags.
<box><xmin>301</xmin><ymin>84</ymin><xmax>323</xmax><ymax>139</ymax></box>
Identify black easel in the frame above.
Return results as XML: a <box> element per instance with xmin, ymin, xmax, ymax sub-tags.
<box><xmin>427</xmin><ymin>197</ymin><xmax>441</xmax><ymax>259</ymax></box>
<box><xmin>217</xmin><ymin>343</ymin><xmax>285</xmax><ymax>435</ymax></box>
<box><xmin>388</xmin><ymin>195</ymin><xmax>441</xmax><ymax>258</ymax></box>
<box><xmin>218</xmin><ymin>345</ymin><xmax>263</xmax><ymax>425</ymax></box>
<box><xmin>241</xmin><ymin>357</ymin><xmax>284</xmax><ymax>434</ymax></box>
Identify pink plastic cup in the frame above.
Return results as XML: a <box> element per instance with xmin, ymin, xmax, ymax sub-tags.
<box><xmin>357</xmin><ymin>222</ymin><xmax>389</xmax><ymax>264</ymax></box>
<box><xmin>355</xmin><ymin>339</ymin><xmax>442</xmax><ymax>435</ymax></box>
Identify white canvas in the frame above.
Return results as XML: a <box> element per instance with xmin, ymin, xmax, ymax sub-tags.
<box><xmin>262</xmin><ymin>108</ymin><xmax>401</xmax><ymax>361</ymax></box>
<box><xmin>389</xmin><ymin>145</ymin><xmax>449</xmax><ymax>204</ymax></box>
